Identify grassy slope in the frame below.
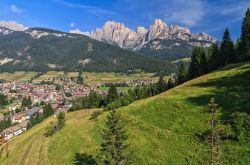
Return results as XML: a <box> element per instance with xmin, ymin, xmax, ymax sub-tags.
<box><xmin>1</xmin><ymin>62</ymin><xmax>250</xmax><ymax>164</ymax></box>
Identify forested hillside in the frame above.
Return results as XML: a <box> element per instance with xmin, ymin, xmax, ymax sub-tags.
<box><xmin>0</xmin><ymin>28</ymin><xmax>174</xmax><ymax>73</ymax></box>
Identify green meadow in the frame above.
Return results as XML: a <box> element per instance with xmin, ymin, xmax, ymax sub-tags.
<box><xmin>1</xmin><ymin>62</ymin><xmax>250</xmax><ymax>164</ymax></box>
<box><xmin>32</xmin><ymin>71</ymin><xmax>156</xmax><ymax>85</ymax></box>
<box><xmin>0</xmin><ymin>72</ymin><xmax>37</xmax><ymax>82</ymax></box>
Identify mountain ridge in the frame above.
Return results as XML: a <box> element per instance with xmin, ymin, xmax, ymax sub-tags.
<box><xmin>70</xmin><ymin>19</ymin><xmax>217</xmax><ymax>60</ymax></box>
<box><xmin>0</xmin><ymin>27</ymin><xmax>174</xmax><ymax>73</ymax></box>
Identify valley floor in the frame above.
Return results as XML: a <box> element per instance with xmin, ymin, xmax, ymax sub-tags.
<box><xmin>0</xmin><ymin>71</ymin><xmax>156</xmax><ymax>85</ymax></box>
<box><xmin>1</xmin><ymin>62</ymin><xmax>250</xmax><ymax>164</ymax></box>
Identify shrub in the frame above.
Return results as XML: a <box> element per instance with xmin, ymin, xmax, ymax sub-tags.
<box><xmin>89</xmin><ymin>110</ymin><xmax>102</xmax><ymax>120</ymax></box>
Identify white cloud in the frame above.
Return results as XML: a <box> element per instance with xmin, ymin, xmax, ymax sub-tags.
<box><xmin>114</xmin><ymin>0</ymin><xmax>206</xmax><ymax>26</ymax></box>
<box><xmin>216</xmin><ymin>2</ymin><xmax>250</xmax><ymax>16</ymax></box>
<box><xmin>10</xmin><ymin>5</ymin><xmax>23</xmax><ymax>14</ymax></box>
<box><xmin>69</xmin><ymin>29</ymin><xmax>90</xmax><ymax>36</ymax></box>
<box><xmin>56</xmin><ymin>0</ymin><xmax>118</xmax><ymax>19</ymax></box>
<box><xmin>0</xmin><ymin>21</ymin><xmax>28</xmax><ymax>31</ymax></box>
<box><xmin>70</xmin><ymin>22</ymin><xmax>75</xmax><ymax>27</ymax></box>
<box><xmin>166</xmin><ymin>0</ymin><xmax>206</xmax><ymax>26</ymax></box>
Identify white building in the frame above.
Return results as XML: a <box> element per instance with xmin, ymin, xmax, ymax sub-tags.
<box><xmin>1</xmin><ymin>121</ymin><xmax>28</xmax><ymax>140</ymax></box>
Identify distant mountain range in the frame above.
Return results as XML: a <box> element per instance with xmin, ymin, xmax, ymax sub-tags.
<box><xmin>0</xmin><ymin>27</ymin><xmax>174</xmax><ymax>73</ymax></box>
<box><xmin>0</xmin><ymin>19</ymin><xmax>216</xmax><ymax>73</ymax></box>
<box><xmin>70</xmin><ymin>19</ymin><xmax>217</xmax><ymax>60</ymax></box>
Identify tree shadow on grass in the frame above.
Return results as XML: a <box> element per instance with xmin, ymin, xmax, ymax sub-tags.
<box><xmin>73</xmin><ymin>153</ymin><xmax>97</xmax><ymax>165</ymax></box>
<box><xmin>186</xmin><ymin>69</ymin><xmax>250</xmax><ymax>120</ymax></box>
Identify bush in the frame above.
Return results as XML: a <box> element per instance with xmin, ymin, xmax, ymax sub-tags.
<box><xmin>44</xmin><ymin>112</ymin><xmax>66</xmax><ymax>137</ymax></box>
<box><xmin>89</xmin><ymin>110</ymin><xmax>102</xmax><ymax>120</ymax></box>
<box><xmin>105</xmin><ymin>100</ymin><xmax>121</xmax><ymax>111</ymax></box>
<box><xmin>230</xmin><ymin>112</ymin><xmax>250</xmax><ymax>142</ymax></box>
<box><xmin>57</xmin><ymin>112</ymin><xmax>65</xmax><ymax>129</ymax></box>
<box><xmin>44</xmin><ymin>122</ymin><xmax>56</xmax><ymax>137</ymax></box>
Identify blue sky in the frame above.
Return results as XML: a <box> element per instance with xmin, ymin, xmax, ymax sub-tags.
<box><xmin>0</xmin><ymin>0</ymin><xmax>249</xmax><ymax>41</ymax></box>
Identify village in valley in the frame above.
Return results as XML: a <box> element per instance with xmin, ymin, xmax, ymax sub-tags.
<box><xmin>0</xmin><ymin>72</ymin><xmax>158</xmax><ymax>143</ymax></box>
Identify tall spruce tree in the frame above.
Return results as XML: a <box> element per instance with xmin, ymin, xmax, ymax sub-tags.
<box><xmin>235</xmin><ymin>38</ymin><xmax>241</xmax><ymax>62</ymax></box>
<box><xmin>157</xmin><ymin>75</ymin><xmax>166</xmax><ymax>93</ymax></box>
<box><xmin>219</xmin><ymin>28</ymin><xmax>236</xmax><ymax>66</ymax></box>
<box><xmin>100</xmin><ymin>110</ymin><xmax>131</xmax><ymax>165</ymax></box>
<box><xmin>57</xmin><ymin>112</ymin><xmax>65</xmax><ymax>129</ymax></box>
<box><xmin>177</xmin><ymin>61</ymin><xmax>187</xmax><ymax>84</ymax></box>
<box><xmin>200</xmin><ymin>50</ymin><xmax>209</xmax><ymax>74</ymax></box>
<box><xmin>208</xmin><ymin>43</ymin><xmax>220</xmax><ymax>71</ymax></box>
<box><xmin>188</xmin><ymin>47</ymin><xmax>202</xmax><ymax>79</ymax></box>
<box><xmin>205</xmin><ymin>98</ymin><xmax>222</xmax><ymax>165</ymax></box>
<box><xmin>77</xmin><ymin>71</ymin><xmax>84</xmax><ymax>84</ymax></box>
<box><xmin>239</xmin><ymin>8</ymin><xmax>250</xmax><ymax>60</ymax></box>
<box><xmin>106</xmin><ymin>85</ymin><xmax>119</xmax><ymax>104</ymax></box>
<box><xmin>0</xmin><ymin>94</ymin><xmax>8</xmax><ymax>107</ymax></box>
<box><xmin>43</xmin><ymin>104</ymin><xmax>54</xmax><ymax>118</ymax></box>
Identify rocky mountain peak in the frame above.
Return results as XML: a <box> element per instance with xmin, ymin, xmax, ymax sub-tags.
<box><xmin>136</xmin><ymin>27</ymin><xmax>147</xmax><ymax>34</ymax></box>
<box><xmin>90</xmin><ymin>21</ymin><xmax>133</xmax><ymax>47</ymax></box>
<box><xmin>103</xmin><ymin>21</ymin><xmax>126</xmax><ymax>30</ymax></box>
<box><xmin>197</xmin><ymin>32</ymin><xmax>216</xmax><ymax>42</ymax></box>
<box><xmin>70</xmin><ymin>19</ymin><xmax>216</xmax><ymax>51</ymax></box>
<box><xmin>151</xmin><ymin>19</ymin><xmax>167</xmax><ymax>29</ymax></box>
<box><xmin>147</xmin><ymin>19</ymin><xmax>169</xmax><ymax>41</ymax></box>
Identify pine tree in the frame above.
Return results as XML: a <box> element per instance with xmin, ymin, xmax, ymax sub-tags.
<box><xmin>205</xmin><ymin>98</ymin><xmax>222</xmax><ymax>165</ymax></box>
<box><xmin>167</xmin><ymin>77</ymin><xmax>175</xmax><ymax>89</ymax></box>
<box><xmin>77</xmin><ymin>71</ymin><xmax>84</xmax><ymax>84</ymax></box>
<box><xmin>239</xmin><ymin>8</ymin><xmax>250</xmax><ymax>60</ymax></box>
<box><xmin>200</xmin><ymin>50</ymin><xmax>209</xmax><ymax>74</ymax></box>
<box><xmin>177</xmin><ymin>61</ymin><xmax>187</xmax><ymax>84</ymax></box>
<box><xmin>208</xmin><ymin>43</ymin><xmax>220</xmax><ymax>71</ymax></box>
<box><xmin>106</xmin><ymin>85</ymin><xmax>119</xmax><ymax>104</ymax></box>
<box><xmin>157</xmin><ymin>75</ymin><xmax>166</xmax><ymax>93</ymax></box>
<box><xmin>27</xmin><ymin>96</ymin><xmax>32</xmax><ymax>108</ymax></box>
<box><xmin>235</xmin><ymin>38</ymin><xmax>241</xmax><ymax>61</ymax></box>
<box><xmin>21</xmin><ymin>97</ymin><xmax>32</xmax><ymax>108</ymax></box>
<box><xmin>57</xmin><ymin>112</ymin><xmax>65</xmax><ymax>129</ymax></box>
<box><xmin>43</xmin><ymin>104</ymin><xmax>54</xmax><ymax>118</ymax></box>
<box><xmin>0</xmin><ymin>94</ymin><xmax>8</xmax><ymax>107</ymax></box>
<box><xmin>100</xmin><ymin>110</ymin><xmax>131</xmax><ymax>165</ymax></box>
<box><xmin>188</xmin><ymin>47</ymin><xmax>202</xmax><ymax>79</ymax></box>
<box><xmin>219</xmin><ymin>28</ymin><xmax>236</xmax><ymax>66</ymax></box>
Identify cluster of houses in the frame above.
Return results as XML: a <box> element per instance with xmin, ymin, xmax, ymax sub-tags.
<box><xmin>0</xmin><ymin>103</ymin><xmax>72</xmax><ymax>143</ymax></box>
<box><xmin>125</xmin><ymin>79</ymin><xmax>157</xmax><ymax>87</ymax></box>
<box><xmin>64</xmin><ymin>84</ymin><xmax>104</xmax><ymax>97</ymax></box>
<box><xmin>0</xmin><ymin>78</ymin><xmax>157</xmax><ymax>143</ymax></box>
<box><xmin>0</xmin><ymin>82</ymin><xmax>81</xmax><ymax>143</ymax></box>
<box><xmin>0</xmin><ymin>121</ymin><xmax>28</xmax><ymax>142</ymax></box>
<box><xmin>0</xmin><ymin>82</ymin><xmax>63</xmax><ymax>103</ymax></box>
<box><xmin>41</xmin><ymin>76</ymin><xmax>79</xmax><ymax>85</ymax></box>
<box><xmin>0</xmin><ymin>82</ymin><xmax>104</xmax><ymax>103</ymax></box>
<box><xmin>0</xmin><ymin>107</ymin><xmax>43</xmax><ymax>142</ymax></box>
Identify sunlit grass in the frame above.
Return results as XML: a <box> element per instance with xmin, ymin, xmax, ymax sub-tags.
<box><xmin>1</xmin><ymin>62</ymin><xmax>250</xmax><ymax>164</ymax></box>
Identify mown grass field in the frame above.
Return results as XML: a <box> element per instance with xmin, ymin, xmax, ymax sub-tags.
<box><xmin>1</xmin><ymin>62</ymin><xmax>250</xmax><ymax>164</ymax></box>
<box><xmin>0</xmin><ymin>110</ymin><xmax>99</xmax><ymax>165</ymax></box>
<box><xmin>0</xmin><ymin>71</ymin><xmax>156</xmax><ymax>85</ymax></box>
<box><xmin>0</xmin><ymin>72</ymin><xmax>37</xmax><ymax>82</ymax></box>
<box><xmin>97</xmin><ymin>86</ymin><xmax>133</xmax><ymax>92</ymax></box>
<box><xmin>32</xmin><ymin>71</ymin><xmax>156</xmax><ymax>85</ymax></box>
